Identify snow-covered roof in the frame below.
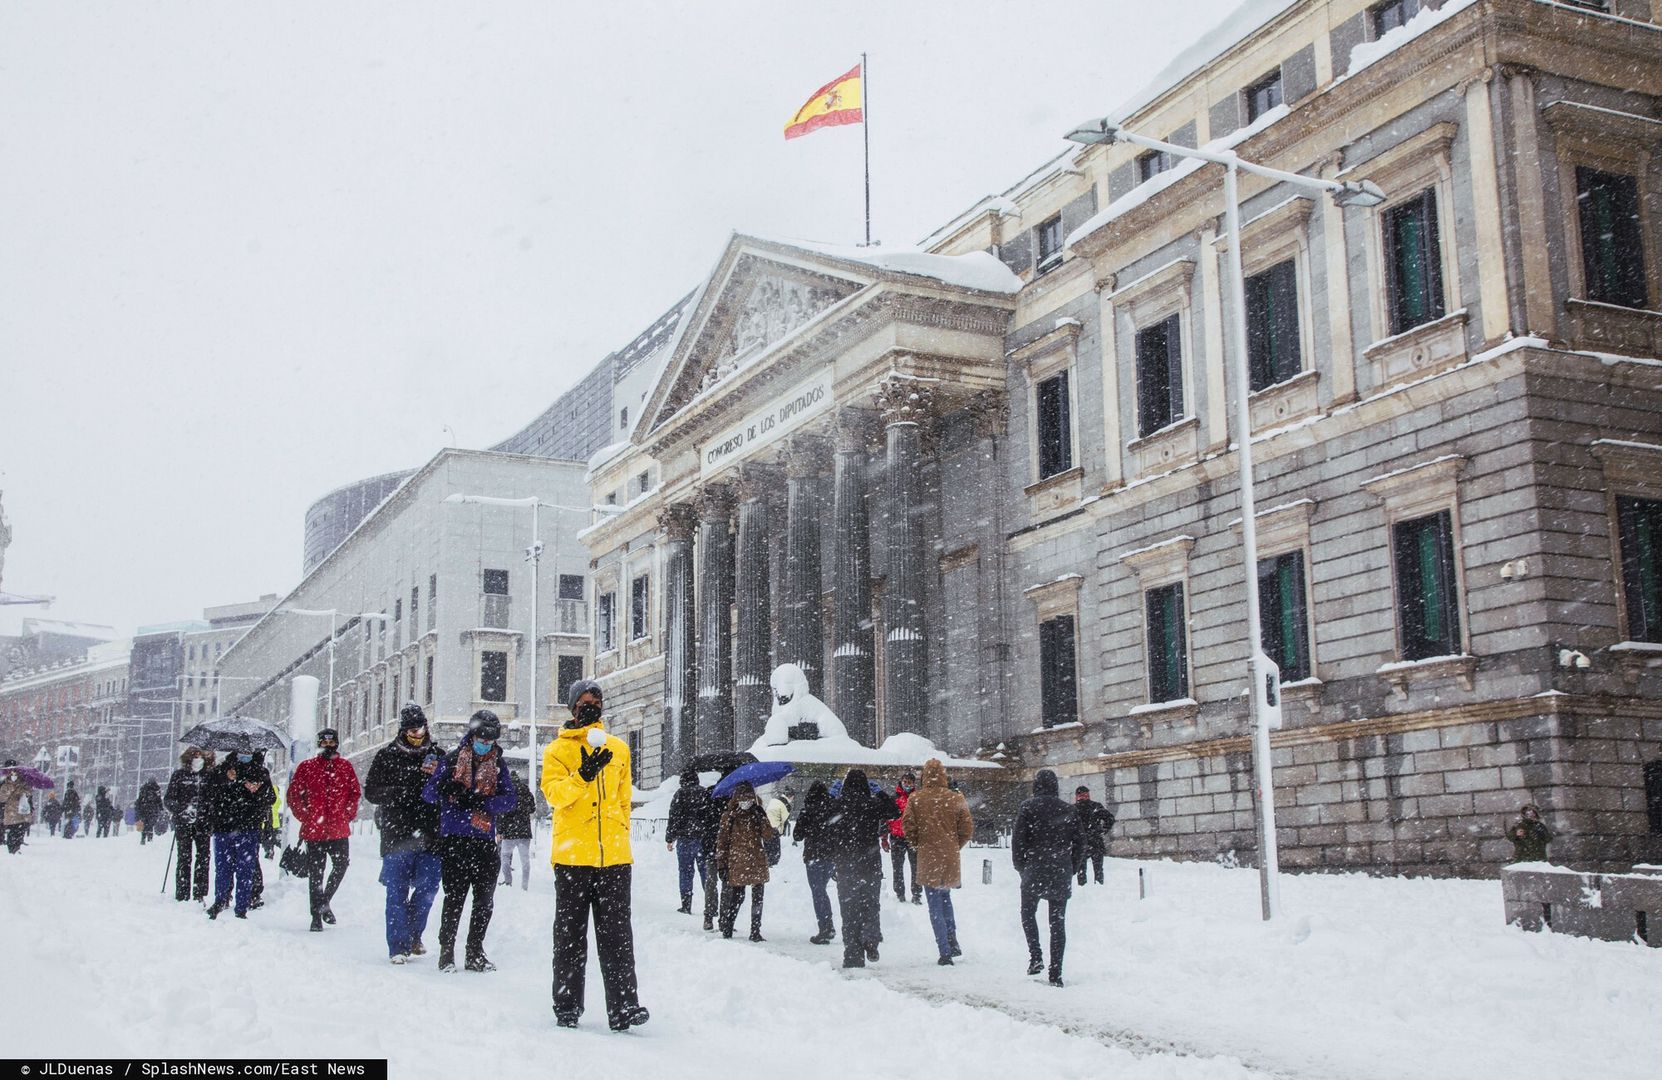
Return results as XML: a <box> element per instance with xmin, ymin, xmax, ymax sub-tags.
<box><xmin>781</xmin><ymin>237</ymin><xmax>1023</xmax><ymax>295</ymax></box>
<box><xmin>1107</xmin><ymin>0</ymin><xmax>1302</xmax><ymax>125</ymax></box>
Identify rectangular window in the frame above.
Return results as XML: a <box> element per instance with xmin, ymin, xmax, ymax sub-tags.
<box><xmin>429</xmin><ymin>574</ymin><xmax>438</xmax><ymax>630</ymax></box>
<box><xmin>630</xmin><ymin>574</ymin><xmax>650</xmax><ymax>640</ymax></box>
<box><xmin>1145</xmin><ymin>583</ymin><xmax>1189</xmax><ymax>702</ymax></box>
<box><xmin>1370</xmin><ymin>0</ymin><xmax>1419</xmax><ymax>37</ymax></box>
<box><xmin>1576</xmin><ymin>167</ymin><xmax>1648</xmax><ymax>310</ymax></box>
<box><xmin>638</xmin><ymin>471</ymin><xmax>651</xmax><ymax>495</ymax></box>
<box><xmin>410</xmin><ymin>586</ymin><xmax>419</xmax><ymax>632</ymax></box>
<box><xmin>1245</xmin><ymin>69</ymin><xmax>1283</xmax><ymax>123</ymax></box>
<box><xmin>1617</xmin><ymin>496</ymin><xmax>1662</xmax><ymax>643</ymax></box>
<box><xmin>1136</xmin><ymin>148</ymin><xmax>1171</xmax><ymax>183</ymax></box>
<box><xmin>628</xmin><ymin>729</ymin><xmax>641</xmax><ymax>785</ymax></box>
<box><xmin>394</xmin><ymin>598</ymin><xmax>402</xmax><ymax>623</ymax></box>
<box><xmin>1392</xmin><ymin>510</ymin><xmax>1463</xmax><ymax>659</ymax></box>
<box><xmin>1645</xmin><ymin>759</ymin><xmax>1662</xmax><ymax>836</ymax></box>
<box><xmin>597</xmin><ymin>592</ymin><xmax>616</xmax><ymax>652</ymax></box>
<box><xmin>1038</xmin><ymin>615</ymin><xmax>1078</xmax><ymax>727</ymax></box>
<box><xmin>480</xmin><ymin>651</ymin><xmax>508</xmax><ymax>703</ymax></box>
<box><xmin>482</xmin><ymin>568</ymin><xmax>509</xmax><ymax>595</ymax></box>
<box><xmin>556</xmin><ymin>655</ymin><xmax>585</xmax><ymax>705</ymax></box>
<box><xmin>1035</xmin><ymin>371</ymin><xmax>1073</xmax><ymax>479</ymax></box>
<box><xmin>376</xmin><ymin>683</ymin><xmax>385</xmax><ymax>725</ymax></box>
<box><xmin>1135</xmin><ymin>313</ymin><xmax>1184</xmax><ymax>437</ymax></box>
<box><xmin>424</xmin><ymin>656</ymin><xmax>434</xmax><ymax>704</ymax></box>
<box><xmin>620</xmin><ymin>406</ymin><xmax>629</xmax><ymax>429</ymax></box>
<box><xmin>558</xmin><ymin>574</ymin><xmax>585</xmax><ymax>601</ymax></box>
<box><xmin>1036</xmin><ymin>214</ymin><xmax>1064</xmax><ymax>272</ymax></box>
<box><xmin>1246</xmin><ymin>259</ymin><xmax>1302</xmax><ymax>390</ymax></box>
<box><xmin>391</xmin><ymin>673</ymin><xmax>400</xmax><ymax>711</ymax></box>
<box><xmin>1258</xmin><ymin>551</ymin><xmax>1311</xmax><ymax>681</ymax></box>
<box><xmin>1384</xmin><ymin>189</ymin><xmax>1446</xmax><ymax>334</ymax></box>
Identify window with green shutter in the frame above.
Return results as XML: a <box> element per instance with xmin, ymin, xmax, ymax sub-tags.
<box><xmin>1258</xmin><ymin>551</ymin><xmax>1310</xmax><ymax>680</ymax></box>
<box><xmin>1036</xmin><ymin>370</ymin><xmax>1073</xmax><ymax>479</ymax></box>
<box><xmin>1135</xmin><ymin>314</ymin><xmax>1184</xmax><ymax>437</ymax></box>
<box><xmin>1617</xmin><ymin>496</ymin><xmax>1662</xmax><ymax>643</ymax></box>
<box><xmin>1576</xmin><ymin>167</ymin><xmax>1648</xmax><ymax>310</ymax></box>
<box><xmin>1246</xmin><ymin>259</ymin><xmax>1301</xmax><ymax>391</ymax></box>
<box><xmin>1145</xmin><ymin>583</ymin><xmax>1189</xmax><ymax>702</ymax></box>
<box><xmin>1392</xmin><ymin>511</ymin><xmax>1462</xmax><ymax>659</ymax></box>
<box><xmin>1384</xmin><ymin>190</ymin><xmax>1445</xmax><ymax>335</ymax></box>
<box><xmin>1039</xmin><ymin>615</ymin><xmax>1079</xmax><ymax>727</ymax></box>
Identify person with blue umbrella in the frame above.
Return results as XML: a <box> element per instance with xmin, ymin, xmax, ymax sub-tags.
<box><xmin>713</xmin><ymin>781</ymin><xmax>772</xmax><ymax>941</ymax></box>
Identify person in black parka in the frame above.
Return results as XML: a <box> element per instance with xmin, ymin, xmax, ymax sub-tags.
<box><xmin>95</xmin><ymin>786</ymin><xmax>116</xmax><ymax>837</ymax></box>
<box><xmin>1072</xmin><ymin>785</ymin><xmax>1115</xmax><ymax>886</ymax></box>
<box><xmin>694</xmin><ymin>783</ymin><xmax>727</xmax><ymax>932</ymax></box>
<box><xmin>664</xmin><ymin>768</ymin><xmax>715</xmax><ymax>915</ymax></box>
<box><xmin>166</xmin><ymin>748</ymin><xmax>216</xmax><ymax>901</ymax></box>
<box><xmin>135</xmin><ymin>779</ymin><xmax>164</xmax><ymax>845</ymax></box>
<box><xmin>1012</xmin><ymin>769</ymin><xmax>1085</xmax><ymax>987</ymax></box>
<box><xmin>363</xmin><ymin>705</ymin><xmax>446</xmax><ymax>962</ymax></box>
<box><xmin>828</xmin><ymin>768</ymin><xmax>897</xmax><ymax>969</ymax></box>
<box><xmin>792</xmin><ymin>781</ymin><xmax>839</xmax><ymax>944</ymax></box>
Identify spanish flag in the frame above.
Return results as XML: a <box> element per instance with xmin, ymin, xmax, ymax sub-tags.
<box><xmin>784</xmin><ymin>63</ymin><xmax>864</xmax><ymax>140</ymax></box>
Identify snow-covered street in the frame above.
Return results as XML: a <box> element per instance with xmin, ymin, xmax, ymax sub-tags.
<box><xmin>3</xmin><ymin>830</ymin><xmax>1656</xmax><ymax>1079</ymax></box>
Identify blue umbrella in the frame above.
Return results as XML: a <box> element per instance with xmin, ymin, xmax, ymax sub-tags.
<box><xmin>828</xmin><ymin>777</ymin><xmax>882</xmax><ymax>798</ymax></box>
<box><xmin>712</xmin><ymin>760</ymin><xmax>795</xmax><ymax>798</ymax></box>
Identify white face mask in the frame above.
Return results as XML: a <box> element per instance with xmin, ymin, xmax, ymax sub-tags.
<box><xmin>738</xmin><ymin>799</ymin><xmax>755</xmax><ymax>810</ymax></box>
<box><xmin>191</xmin><ymin>759</ymin><xmax>204</xmax><ymax>773</ymax></box>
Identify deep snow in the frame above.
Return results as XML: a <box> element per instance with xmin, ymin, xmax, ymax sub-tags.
<box><xmin>2</xmin><ymin>826</ymin><xmax>1657</xmax><ymax>1079</ymax></box>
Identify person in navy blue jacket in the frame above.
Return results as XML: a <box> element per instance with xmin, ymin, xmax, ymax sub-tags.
<box><xmin>422</xmin><ymin>710</ymin><xmax>518</xmax><ymax>973</ymax></box>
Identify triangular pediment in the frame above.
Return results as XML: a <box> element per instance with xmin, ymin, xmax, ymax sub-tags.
<box><xmin>642</xmin><ymin>235</ymin><xmax>876</xmax><ymax>433</ymax></box>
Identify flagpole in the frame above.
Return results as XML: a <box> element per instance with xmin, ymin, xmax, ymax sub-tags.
<box><xmin>861</xmin><ymin>51</ymin><xmax>871</xmax><ymax>246</ymax></box>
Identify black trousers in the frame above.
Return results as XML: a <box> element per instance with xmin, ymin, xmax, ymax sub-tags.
<box><xmin>1077</xmin><ymin>852</ymin><xmax>1104</xmax><ymax>885</ymax></box>
<box><xmin>307</xmin><ymin>838</ymin><xmax>351</xmax><ymax>915</ymax></box>
<box><xmin>176</xmin><ymin>827</ymin><xmax>212</xmax><ymax>900</ymax></box>
<box><xmin>889</xmin><ymin>837</ymin><xmax>920</xmax><ymax>900</ymax></box>
<box><xmin>1020</xmin><ymin>882</ymin><xmax>1068</xmax><ymax>978</ymax></box>
<box><xmin>553</xmin><ymin>864</ymin><xmax>640</xmax><ymax>1022</ymax></box>
<box><xmin>438</xmin><ymin>836</ymin><xmax>498</xmax><ymax>960</ymax></box>
<box><xmin>718</xmin><ymin>882</ymin><xmax>764</xmax><ymax>936</ymax></box>
<box><xmin>3</xmin><ymin>823</ymin><xmax>25</xmax><ymax>853</ymax></box>
<box><xmin>97</xmin><ymin>819</ymin><xmax>111</xmax><ymax>837</ymax></box>
<box><xmin>836</xmin><ymin>861</ymin><xmax>882</xmax><ymax>965</ymax></box>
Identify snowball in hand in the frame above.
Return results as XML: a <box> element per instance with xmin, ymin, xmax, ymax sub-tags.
<box><xmin>587</xmin><ymin>728</ymin><xmax>607</xmax><ymax>748</ymax></box>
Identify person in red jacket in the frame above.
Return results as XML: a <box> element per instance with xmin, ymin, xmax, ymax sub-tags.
<box><xmin>287</xmin><ymin>728</ymin><xmax>362</xmax><ymax>932</ymax></box>
<box><xmin>885</xmin><ymin>772</ymin><xmax>922</xmax><ymax>904</ymax></box>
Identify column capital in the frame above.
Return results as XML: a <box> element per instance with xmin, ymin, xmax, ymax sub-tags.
<box><xmin>735</xmin><ymin>462</ymin><xmax>785</xmax><ymax>502</ymax></box>
<box><xmin>657</xmin><ymin>502</ymin><xmax>698</xmax><ymax>541</ymax></box>
<box><xmin>966</xmin><ymin>389</ymin><xmax>1009</xmax><ymax>439</ymax></box>
<box><xmin>695</xmin><ymin>483</ymin><xmax>736</xmax><ymax>520</ymax></box>
<box><xmin>874</xmin><ymin>376</ymin><xmax>937</xmax><ymax>428</ymax></box>
<box><xmin>832</xmin><ymin>407</ymin><xmax>879</xmax><ymax>453</ymax></box>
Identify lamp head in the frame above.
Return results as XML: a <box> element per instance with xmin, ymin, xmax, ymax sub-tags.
<box><xmin>1332</xmin><ymin>179</ymin><xmax>1387</xmax><ymax>209</ymax></box>
<box><xmin>1063</xmin><ymin>117</ymin><xmax>1121</xmax><ymax>147</ymax></box>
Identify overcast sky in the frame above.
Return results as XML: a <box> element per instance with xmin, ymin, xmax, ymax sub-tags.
<box><xmin>0</xmin><ymin>0</ymin><xmax>1241</xmax><ymax>637</ymax></box>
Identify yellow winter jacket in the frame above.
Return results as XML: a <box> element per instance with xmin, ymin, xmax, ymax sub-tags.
<box><xmin>540</xmin><ymin>722</ymin><xmax>633</xmax><ymax>868</ymax></box>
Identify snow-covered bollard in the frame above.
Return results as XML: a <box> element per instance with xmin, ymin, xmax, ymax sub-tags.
<box><xmin>1139</xmin><ymin>866</ymin><xmax>1148</xmax><ymax>900</ymax></box>
<box><xmin>982</xmin><ymin>858</ymin><xmax>991</xmax><ymax>885</ymax></box>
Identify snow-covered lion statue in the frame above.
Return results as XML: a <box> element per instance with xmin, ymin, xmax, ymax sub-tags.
<box><xmin>755</xmin><ymin>663</ymin><xmax>848</xmax><ymax>746</ymax></box>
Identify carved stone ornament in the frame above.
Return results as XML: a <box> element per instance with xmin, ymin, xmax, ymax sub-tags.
<box><xmin>874</xmin><ymin>377</ymin><xmax>937</xmax><ymax>428</ymax></box>
<box><xmin>658</xmin><ymin>502</ymin><xmax>698</xmax><ymax>541</ymax></box>
<box><xmin>700</xmin><ymin>274</ymin><xmax>843</xmax><ymax>392</ymax></box>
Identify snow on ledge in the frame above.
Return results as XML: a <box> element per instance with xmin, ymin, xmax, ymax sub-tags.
<box><xmin>1129</xmin><ymin>697</ymin><xmax>1198</xmax><ymax>716</ymax></box>
<box><xmin>786</xmin><ymin>238</ymin><xmax>1022</xmax><ymax>295</ymax></box>
<box><xmin>1591</xmin><ymin>439</ymin><xmax>1662</xmax><ymax>455</ymax></box>
<box><xmin>1361</xmin><ymin>454</ymin><xmax>1463</xmax><ymax>489</ymax></box>
<box><xmin>1376</xmin><ymin>654</ymin><xmax>1473</xmax><ymax>674</ymax></box>
<box><xmin>1117</xmin><ymin>534</ymin><xmax>1196</xmax><ymax>563</ymax></box>
<box><xmin>1340</xmin><ymin>0</ymin><xmax>1479</xmax><ymax>81</ymax></box>
<box><xmin>1609</xmin><ymin>641</ymin><xmax>1662</xmax><ymax>654</ymax></box>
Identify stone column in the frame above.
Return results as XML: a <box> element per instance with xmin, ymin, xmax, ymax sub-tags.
<box><xmin>733</xmin><ymin>467</ymin><xmax>776</xmax><ymax>748</ymax></box>
<box><xmin>659</xmin><ymin>503</ymin><xmax>698</xmax><ymax>776</ymax></box>
<box><xmin>695</xmin><ymin>485</ymin><xmax>735</xmax><ymax>753</ymax></box>
<box><xmin>780</xmin><ymin>436</ymin><xmax>827</xmax><ymax>698</ymax></box>
<box><xmin>830</xmin><ymin>411</ymin><xmax>878</xmax><ymax>745</ymax></box>
<box><xmin>875</xmin><ymin>378</ymin><xmax>934</xmax><ymax>739</ymax></box>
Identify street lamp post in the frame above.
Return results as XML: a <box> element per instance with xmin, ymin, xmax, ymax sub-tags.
<box><xmin>1065</xmin><ymin>116</ymin><xmax>1386</xmax><ymax>921</ymax></box>
<box><xmin>442</xmin><ymin>494</ymin><xmax>623</xmax><ymax>797</ymax></box>
<box><xmin>273</xmin><ymin>608</ymin><xmax>389</xmax><ymax>731</ymax></box>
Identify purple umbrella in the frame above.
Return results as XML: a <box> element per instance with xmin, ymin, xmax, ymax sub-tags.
<box><xmin>2</xmin><ymin>765</ymin><xmax>56</xmax><ymax>790</ymax></box>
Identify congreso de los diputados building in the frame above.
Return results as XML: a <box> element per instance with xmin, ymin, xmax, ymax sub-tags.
<box><xmin>267</xmin><ymin>0</ymin><xmax>1662</xmax><ymax>877</ymax></box>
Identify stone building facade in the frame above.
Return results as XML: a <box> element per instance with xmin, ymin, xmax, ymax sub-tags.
<box><xmin>0</xmin><ymin>639</ymin><xmax>130</xmax><ymax>795</ymax></box>
<box><xmin>581</xmin><ymin>0</ymin><xmax>1662</xmax><ymax>873</ymax></box>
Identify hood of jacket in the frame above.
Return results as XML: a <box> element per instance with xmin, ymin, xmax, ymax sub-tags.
<box><xmin>920</xmin><ymin>758</ymin><xmax>949</xmax><ymax>791</ymax></box>
<box><xmin>1033</xmin><ymin>769</ymin><xmax>1060</xmax><ymax>800</ymax></box>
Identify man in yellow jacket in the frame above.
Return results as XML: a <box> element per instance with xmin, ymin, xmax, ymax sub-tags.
<box><xmin>541</xmin><ymin>679</ymin><xmax>649</xmax><ymax>1033</ymax></box>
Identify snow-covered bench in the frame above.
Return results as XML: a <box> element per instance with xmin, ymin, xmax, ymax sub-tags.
<box><xmin>1501</xmin><ymin>863</ymin><xmax>1662</xmax><ymax>947</ymax></box>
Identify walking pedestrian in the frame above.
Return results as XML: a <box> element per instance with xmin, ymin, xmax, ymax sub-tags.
<box><xmin>1012</xmin><ymin>769</ymin><xmax>1085</xmax><ymax>987</ymax></box>
<box><xmin>422</xmin><ymin>711</ymin><xmax>517</xmax><ymax>973</ymax></box>
<box><xmin>792</xmin><ymin>780</ymin><xmax>839</xmax><ymax>945</ymax></box>
<box><xmin>42</xmin><ymin>792</ymin><xmax>62</xmax><ymax>836</ymax></box>
<box><xmin>1</xmin><ymin>761</ymin><xmax>36</xmax><ymax>853</ymax></box>
<box><xmin>364</xmin><ymin>704</ymin><xmax>445</xmax><ymax>964</ymax></box>
<box><xmin>135</xmin><ymin>779</ymin><xmax>164</xmax><ymax>846</ymax></box>
<box><xmin>696</xmin><ymin>778</ymin><xmax>726</xmax><ymax>931</ymax></box>
<box><xmin>713</xmin><ymin>781</ymin><xmax>770</xmax><ymax>941</ymax></box>
<box><xmin>664</xmin><ymin>767</ymin><xmax>713</xmax><ymax>914</ymax></box>
<box><xmin>95</xmin><ymin>786</ymin><xmax>116</xmax><ymax>838</ymax></box>
<box><xmin>205</xmin><ymin>742</ymin><xmax>275</xmax><ymax>920</ymax></box>
<box><xmin>61</xmin><ymin>782</ymin><xmax>82</xmax><ymax>839</ymax></box>
<box><xmin>248</xmin><ymin>752</ymin><xmax>275</xmax><ymax>909</ymax></box>
<box><xmin>542</xmin><ymin>679</ymin><xmax>649</xmax><ymax>1032</ymax></box>
<box><xmin>287</xmin><ymin>727</ymin><xmax>362</xmax><ymax>932</ymax></box>
<box><xmin>1507</xmin><ymin>803</ymin><xmax>1554</xmax><ymax>863</ymax></box>
<box><xmin>885</xmin><ymin>772</ymin><xmax>922</xmax><ymax>904</ymax></box>
<box><xmin>498</xmin><ymin>772</ymin><xmax>534</xmax><ymax>890</ymax></box>
<box><xmin>1072</xmin><ymin>785</ymin><xmax>1115</xmax><ymax>886</ymax></box>
<box><xmin>828</xmin><ymin>768</ymin><xmax>896</xmax><ymax>969</ymax></box>
<box><xmin>165</xmin><ymin>748</ymin><xmax>215</xmax><ymax>902</ymax></box>
<box><xmin>901</xmin><ymin>759</ymin><xmax>973</xmax><ymax>965</ymax></box>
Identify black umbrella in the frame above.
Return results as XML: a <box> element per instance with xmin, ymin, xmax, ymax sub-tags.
<box><xmin>687</xmin><ymin>751</ymin><xmax>757</xmax><ymax>777</ymax></box>
<box><xmin>178</xmin><ymin>716</ymin><xmax>288</xmax><ymax>753</ymax></box>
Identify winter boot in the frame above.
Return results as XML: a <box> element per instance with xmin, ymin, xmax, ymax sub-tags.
<box><xmin>206</xmin><ymin>900</ymin><xmax>226</xmax><ymax>920</ymax></box>
<box><xmin>389</xmin><ymin>955</ymin><xmax>408</xmax><ymax>965</ymax></box>
<box><xmin>409</xmin><ymin>939</ymin><xmax>426</xmax><ymax>956</ymax></box>
<box><xmin>865</xmin><ymin>943</ymin><xmax>879</xmax><ymax>963</ymax></box>
<box><xmin>702</xmin><ymin>913</ymin><xmax>714</xmax><ymax>932</ymax></box>
<box><xmin>1049</xmin><ymin>972</ymin><xmax>1065</xmax><ymax>988</ymax></box>
<box><xmin>554</xmin><ymin>1013</ymin><xmax>580</xmax><ymax>1029</ymax></box>
<box><xmin>1026</xmin><ymin>956</ymin><xmax>1043</xmax><ymax>976</ymax></box>
<box><xmin>677</xmin><ymin>897</ymin><xmax>692</xmax><ymax>914</ymax></box>
<box><xmin>948</xmin><ymin>936</ymin><xmax>962</xmax><ymax>957</ymax></box>
<box><xmin>937</xmin><ymin>955</ymin><xmax>954</xmax><ymax>966</ymax></box>
<box><xmin>608</xmin><ymin>1005</ymin><xmax>650</xmax><ymax>1032</ymax></box>
<box><xmin>749</xmin><ymin>930</ymin><xmax>765</xmax><ymax>942</ymax></box>
<box><xmin>321</xmin><ymin>904</ymin><xmax>336</xmax><ymax>925</ymax></box>
<box><xmin>438</xmin><ymin>950</ymin><xmax>457</xmax><ymax>973</ymax></box>
<box><xmin>309</xmin><ymin>914</ymin><xmax>323</xmax><ymax>933</ymax></box>
<box><xmin>465</xmin><ymin>954</ymin><xmax>496</xmax><ymax>973</ymax></box>
<box><xmin>809</xmin><ymin>930</ymin><xmax>834</xmax><ymax>945</ymax></box>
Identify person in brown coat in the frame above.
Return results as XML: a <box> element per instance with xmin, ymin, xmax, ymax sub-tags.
<box><xmin>713</xmin><ymin>781</ymin><xmax>770</xmax><ymax>941</ymax></box>
<box><xmin>901</xmin><ymin>759</ymin><xmax>974</xmax><ymax>964</ymax></box>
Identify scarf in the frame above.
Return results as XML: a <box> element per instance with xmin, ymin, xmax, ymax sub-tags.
<box><xmin>451</xmin><ymin>743</ymin><xmax>499</xmax><ymax>796</ymax></box>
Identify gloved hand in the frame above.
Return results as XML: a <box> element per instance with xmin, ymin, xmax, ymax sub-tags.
<box><xmin>578</xmin><ymin>746</ymin><xmax>614</xmax><ymax>783</ymax></box>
